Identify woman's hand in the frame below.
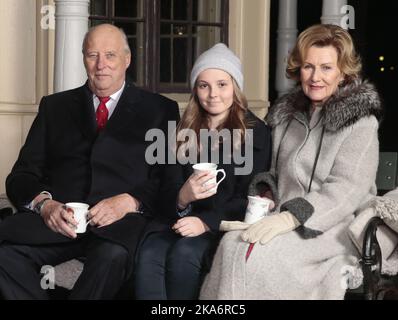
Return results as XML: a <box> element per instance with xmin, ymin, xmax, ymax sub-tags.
<box><xmin>241</xmin><ymin>211</ymin><xmax>300</xmax><ymax>244</ymax></box>
<box><xmin>177</xmin><ymin>171</ymin><xmax>217</xmax><ymax>208</ymax></box>
<box><xmin>172</xmin><ymin>217</ymin><xmax>210</xmax><ymax>237</ymax></box>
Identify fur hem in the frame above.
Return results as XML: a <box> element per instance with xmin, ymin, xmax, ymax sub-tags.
<box><xmin>296</xmin><ymin>225</ymin><xmax>324</xmax><ymax>239</ymax></box>
<box><xmin>280</xmin><ymin>197</ymin><xmax>323</xmax><ymax>239</ymax></box>
<box><xmin>280</xmin><ymin>197</ymin><xmax>314</xmax><ymax>224</ymax></box>
<box><xmin>248</xmin><ymin>172</ymin><xmax>279</xmax><ymax>206</ymax></box>
<box><xmin>373</xmin><ymin>196</ymin><xmax>398</xmax><ymax>221</ymax></box>
<box><xmin>373</xmin><ymin>196</ymin><xmax>398</xmax><ymax>233</ymax></box>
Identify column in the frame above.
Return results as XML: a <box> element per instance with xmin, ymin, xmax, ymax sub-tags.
<box><xmin>54</xmin><ymin>0</ymin><xmax>89</xmax><ymax>92</ymax></box>
<box><xmin>321</xmin><ymin>0</ymin><xmax>348</xmax><ymax>27</ymax></box>
<box><xmin>275</xmin><ymin>0</ymin><xmax>297</xmax><ymax>97</ymax></box>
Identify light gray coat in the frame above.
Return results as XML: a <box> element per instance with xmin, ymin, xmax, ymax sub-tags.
<box><xmin>200</xmin><ymin>79</ymin><xmax>382</xmax><ymax>300</ymax></box>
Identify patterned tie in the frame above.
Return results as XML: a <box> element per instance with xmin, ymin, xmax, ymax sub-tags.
<box><xmin>96</xmin><ymin>96</ymin><xmax>110</xmax><ymax>131</ymax></box>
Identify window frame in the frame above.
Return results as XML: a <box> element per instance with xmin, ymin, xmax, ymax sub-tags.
<box><xmin>89</xmin><ymin>0</ymin><xmax>229</xmax><ymax>93</ymax></box>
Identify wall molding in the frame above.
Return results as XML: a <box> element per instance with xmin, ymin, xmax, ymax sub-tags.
<box><xmin>0</xmin><ymin>104</ymin><xmax>38</xmax><ymax>115</ymax></box>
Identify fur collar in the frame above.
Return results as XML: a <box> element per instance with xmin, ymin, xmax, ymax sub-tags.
<box><xmin>267</xmin><ymin>79</ymin><xmax>383</xmax><ymax>132</ymax></box>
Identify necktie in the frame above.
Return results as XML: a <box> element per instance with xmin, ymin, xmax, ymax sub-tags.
<box><xmin>96</xmin><ymin>96</ymin><xmax>110</xmax><ymax>131</ymax></box>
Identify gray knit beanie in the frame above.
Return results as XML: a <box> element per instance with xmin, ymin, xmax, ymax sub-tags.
<box><xmin>190</xmin><ymin>43</ymin><xmax>243</xmax><ymax>90</ymax></box>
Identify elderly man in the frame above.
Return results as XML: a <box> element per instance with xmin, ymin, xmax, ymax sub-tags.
<box><xmin>0</xmin><ymin>24</ymin><xmax>179</xmax><ymax>299</ymax></box>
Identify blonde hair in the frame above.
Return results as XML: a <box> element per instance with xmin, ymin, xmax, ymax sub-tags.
<box><xmin>286</xmin><ymin>24</ymin><xmax>362</xmax><ymax>83</ymax></box>
<box><xmin>176</xmin><ymin>78</ymin><xmax>251</xmax><ymax>156</ymax></box>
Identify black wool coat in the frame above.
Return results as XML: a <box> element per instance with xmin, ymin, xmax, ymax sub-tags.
<box><xmin>154</xmin><ymin>110</ymin><xmax>272</xmax><ymax>232</ymax></box>
<box><xmin>0</xmin><ymin>82</ymin><xmax>180</xmax><ymax>253</ymax></box>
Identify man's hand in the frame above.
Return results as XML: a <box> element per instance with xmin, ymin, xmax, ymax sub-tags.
<box><xmin>41</xmin><ymin>200</ymin><xmax>78</xmax><ymax>238</ymax></box>
<box><xmin>241</xmin><ymin>211</ymin><xmax>300</xmax><ymax>245</ymax></box>
<box><xmin>172</xmin><ymin>217</ymin><xmax>209</xmax><ymax>237</ymax></box>
<box><xmin>177</xmin><ymin>171</ymin><xmax>217</xmax><ymax>209</ymax></box>
<box><xmin>89</xmin><ymin>193</ymin><xmax>139</xmax><ymax>227</ymax></box>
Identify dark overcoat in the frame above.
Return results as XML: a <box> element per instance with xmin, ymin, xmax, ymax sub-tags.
<box><xmin>0</xmin><ymin>82</ymin><xmax>180</xmax><ymax>253</ymax></box>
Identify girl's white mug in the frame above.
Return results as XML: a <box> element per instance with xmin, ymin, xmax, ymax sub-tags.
<box><xmin>192</xmin><ymin>163</ymin><xmax>226</xmax><ymax>192</ymax></box>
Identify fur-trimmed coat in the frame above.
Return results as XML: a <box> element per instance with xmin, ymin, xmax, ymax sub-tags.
<box><xmin>200</xmin><ymin>79</ymin><xmax>382</xmax><ymax>300</ymax></box>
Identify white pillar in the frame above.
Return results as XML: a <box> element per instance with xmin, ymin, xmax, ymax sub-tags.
<box><xmin>54</xmin><ymin>0</ymin><xmax>89</xmax><ymax>93</ymax></box>
<box><xmin>275</xmin><ymin>0</ymin><xmax>297</xmax><ymax>97</ymax></box>
<box><xmin>321</xmin><ymin>0</ymin><xmax>347</xmax><ymax>27</ymax></box>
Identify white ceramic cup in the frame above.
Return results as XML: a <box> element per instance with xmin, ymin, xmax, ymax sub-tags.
<box><xmin>192</xmin><ymin>163</ymin><xmax>226</xmax><ymax>192</ymax></box>
<box><xmin>66</xmin><ymin>202</ymin><xmax>90</xmax><ymax>233</ymax></box>
<box><xmin>244</xmin><ymin>196</ymin><xmax>273</xmax><ymax>224</ymax></box>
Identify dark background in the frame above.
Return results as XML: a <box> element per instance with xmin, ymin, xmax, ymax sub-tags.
<box><xmin>269</xmin><ymin>0</ymin><xmax>397</xmax><ymax>151</ymax></box>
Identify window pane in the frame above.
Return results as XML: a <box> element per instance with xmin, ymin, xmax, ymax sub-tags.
<box><xmin>160</xmin><ymin>39</ymin><xmax>171</xmax><ymax>82</ymax></box>
<box><xmin>114</xmin><ymin>0</ymin><xmax>143</xmax><ymax>18</ymax></box>
<box><xmin>193</xmin><ymin>26</ymin><xmax>221</xmax><ymax>59</ymax></box>
<box><xmin>173</xmin><ymin>24</ymin><xmax>188</xmax><ymax>36</ymax></box>
<box><xmin>127</xmin><ymin>37</ymin><xmax>137</xmax><ymax>83</ymax></box>
<box><xmin>173</xmin><ymin>0</ymin><xmax>188</xmax><ymax>20</ymax></box>
<box><xmin>90</xmin><ymin>19</ymin><xmax>109</xmax><ymax>26</ymax></box>
<box><xmin>160</xmin><ymin>22</ymin><xmax>190</xmax><ymax>86</ymax></box>
<box><xmin>114</xmin><ymin>21</ymin><xmax>145</xmax><ymax>86</ymax></box>
<box><xmin>115</xmin><ymin>22</ymin><xmax>137</xmax><ymax>35</ymax></box>
<box><xmin>173</xmin><ymin>38</ymin><xmax>188</xmax><ymax>83</ymax></box>
<box><xmin>161</xmin><ymin>0</ymin><xmax>172</xmax><ymax>19</ymax></box>
<box><xmin>161</xmin><ymin>23</ymin><xmax>171</xmax><ymax>35</ymax></box>
<box><xmin>194</xmin><ymin>0</ymin><xmax>222</xmax><ymax>23</ymax></box>
<box><xmin>91</xmin><ymin>0</ymin><xmax>107</xmax><ymax>16</ymax></box>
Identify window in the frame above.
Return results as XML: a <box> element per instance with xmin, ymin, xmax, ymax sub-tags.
<box><xmin>90</xmin><ymin>0</ymin><xmax>229</xmax><ymax>93</ymax></box>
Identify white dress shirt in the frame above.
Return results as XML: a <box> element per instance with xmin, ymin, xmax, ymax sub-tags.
<box><xmin>92</xmin><ymin>82</ymin><xmax>125</xmax><ymax>119</ymax></box>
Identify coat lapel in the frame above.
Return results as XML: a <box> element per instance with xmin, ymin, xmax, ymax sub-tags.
<box><xmin>68</xmin><ymin>83</ymin><xmax>97</xmax><ymax>141</ymax></box>
<box><xmin>105</xmin><ymin>82</ymin><xmax>142</xmax><ymax>134</ymax></box>
<box><xmin>68</xmin><ymin>82</ymin><xmax>142</xmax><ymax>140</ymax></box>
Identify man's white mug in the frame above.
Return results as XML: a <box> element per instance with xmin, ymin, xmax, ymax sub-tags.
<box><xmin>192</xmin><ymin>163</ymin><xmax>226</xmax><ymax>192</ymax></box>
<box><xmin>66</xmin><ymin>202</ymin><xmax>90</xmax><ymax>233</ymax></box>
<box><xmin>244</xmin><ymin>196</ymin><xmax>273</xmax><ymax>224</ymax></box>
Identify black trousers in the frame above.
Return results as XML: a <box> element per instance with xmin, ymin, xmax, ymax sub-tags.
<box><xmin>0</xmin><ymin>235</ymin><xmax>131</xmax><ymax>300</ymax></box>
<box><xmin>134</xmin><ymin>231</ymin><xmax>218</xmax><ymax>300</ymax></box>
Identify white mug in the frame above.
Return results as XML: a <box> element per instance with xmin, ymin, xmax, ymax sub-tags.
<box><xmin>244</xmin><ymin>196</ymin><xmax>273</xmax><ymax>224</ymax></box>
<box><xmin>66</xmin><ymin>202</ymin><xmax>90</xmax><ymax>233</ymax></box>
<box><xmin>192</xmin><ymin>163</ymin><xmax>226</xmax><ymax>192</ymax></box>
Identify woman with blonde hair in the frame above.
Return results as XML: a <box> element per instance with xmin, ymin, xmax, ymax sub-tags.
<box><xmin>201</xmin><ymin>24</ymin><xmax>383</xmax><ymax>300</ymax></box>
<box><xmin>134</xmin><ymin>43</ymin><xmax>272</xmax><ymax>299</ymax></box>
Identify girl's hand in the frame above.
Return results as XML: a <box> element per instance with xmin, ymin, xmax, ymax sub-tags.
<box><xmin>172</xmin><ymin>217</ymin><xmax>210</xmax><ymax>237</ymax></box>
<box><xmin>177</xmin><ymin>171</ymin><xmax>217</xmax><ymax>208</ymax></box>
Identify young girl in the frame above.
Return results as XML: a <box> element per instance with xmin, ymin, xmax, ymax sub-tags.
<box><xmin>134</xmin><ymin>43</ymin><xmax>272</xmax><ymax>299</ymax></box>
